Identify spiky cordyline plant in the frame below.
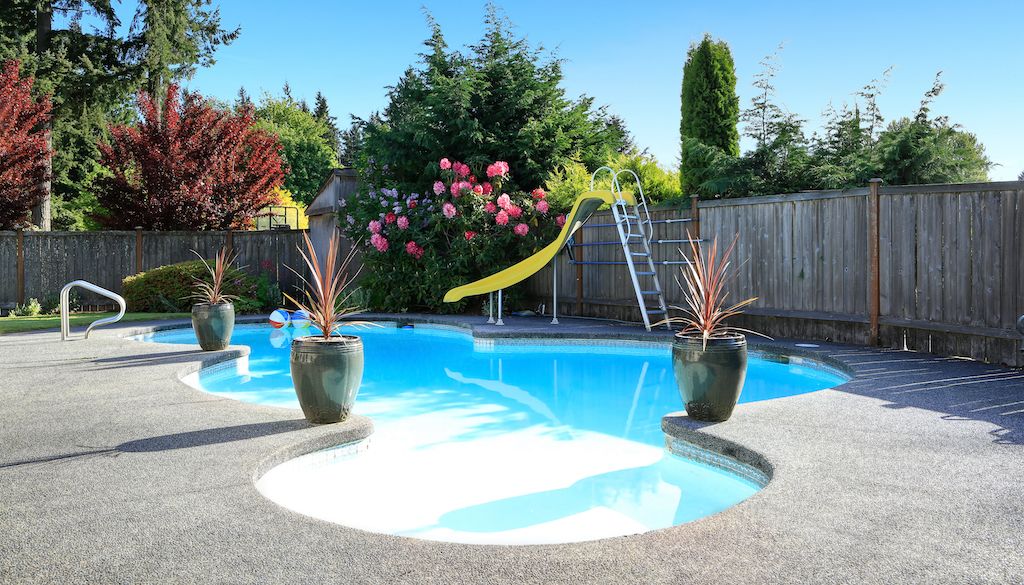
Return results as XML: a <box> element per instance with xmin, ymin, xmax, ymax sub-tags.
<box><xmin>190</xmin><ymin>246</ymin><xmax>239</xmax><ymax>305</ymax></box>
<box><xmin>285</xmin><ymin>231</ymin><xmax>366</xmax><ymax>341</ymax></box>
<box><xmin>659</xmin><ymin>232</ymin><xmax>761</xmax><ymax>349</ymax></box>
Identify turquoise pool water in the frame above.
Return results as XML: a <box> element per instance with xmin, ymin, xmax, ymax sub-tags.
<box><xmin>136</xmin><ymin>323</ymin><xmax>847</xmax><ymax>544</ymax></box>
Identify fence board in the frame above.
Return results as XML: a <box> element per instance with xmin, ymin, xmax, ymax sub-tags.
<box><xmin>524</xmin><ymin>182</ymin><xmax>1024</xmax><ymax>366</ymax></box>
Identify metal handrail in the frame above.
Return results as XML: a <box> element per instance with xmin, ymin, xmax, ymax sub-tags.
<box><xmin>60</xmin><ymin>280</ymin><xmax>126</xmax><ymax>340</ymax></box>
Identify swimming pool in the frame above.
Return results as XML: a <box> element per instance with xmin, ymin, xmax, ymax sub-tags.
<box><xmin>136</xmin><ymin>323</ymin><xmax>847</xmax><ymax>544</ymax></box>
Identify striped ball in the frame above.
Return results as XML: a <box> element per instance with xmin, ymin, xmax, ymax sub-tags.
<box><xmin>268</xmin><ymin>309</ymin><xmax>291</xmax><ymax>329</ymax></box>
<box><xmin>291</xmin><ymin>309</ymin><xmax>311</xmax><ymax>328</ymax></box>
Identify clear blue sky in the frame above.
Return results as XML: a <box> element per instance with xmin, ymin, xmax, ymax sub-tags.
<box><xmin>146</xmin><ymin>1</ymin><xmax>1024</xmax><ymax>180</ymax></box>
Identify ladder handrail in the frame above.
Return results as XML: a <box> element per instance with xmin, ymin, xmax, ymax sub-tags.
<box><xmin>614</xmin><ymin>169</ymin><xmax>654</xmax><ymax>244</ymax></box>
<box><xmin>60</xmin><ymin>280</ymin><xmax>126</xmax><ymax>340</ymax></box>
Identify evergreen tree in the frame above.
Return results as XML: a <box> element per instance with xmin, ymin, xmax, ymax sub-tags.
<box><xmin>129</xmin><ymin>0</ymin><xmax>239</xmax><ymax>118</ymax></box>
<box><xmin>235</xmin><ymin>85</ymin><xmax>251</xmax><ymax>109</ymax></box>
<box><xmin>679</xmin><ymin>34</ymin><xmax>739</xmax><ymax>193</ymax></box>
<box><xmin>357</xmin><ymin>4</ymin><xmax>631</xmax><ymax>195</ymax></box>
<box><xmin>313</xmin><ymin>91</ymin><xmax>340</xmax><ymax>156</ymax></box>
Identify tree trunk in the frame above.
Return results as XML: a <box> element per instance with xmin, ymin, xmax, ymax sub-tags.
<box><xmin>32</xmin><ymin>0</ymin><xmax>53</xmax><ymax>231</ymax></box>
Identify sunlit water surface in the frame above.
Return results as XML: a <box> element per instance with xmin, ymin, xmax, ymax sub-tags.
<box><xmin>137</xmin><ymin>323</ymin><xmax>846</xmax><ymax>544</ymax></box>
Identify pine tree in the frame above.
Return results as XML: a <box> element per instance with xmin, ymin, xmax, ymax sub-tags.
<box><xmin>679</xmin><ymin>34</ymin><xmax>740</xmax><ymax>193</ymax></box>
<box><xmin>130</xmin><ymin>0</ymin><xmax>239</xmax><ymax>119</ymax></box>
<box><xmin>313</xmin><ymin>91</ymin><xmax>340</xmax><ymax>157</ymax></box>
<box><xmin>0</xmin><ymin>60</ymin><xmax>52</xmax><ymax>229</ymax></box>
<box><xmin>94</xmin><ymin>85</ymin><xmax>285</xmax><ymax>229</ymax></box>
<box><xmin>235</xmin><ymin>86</ymin><xmax>251</xmax><ymax>109</ymax></box>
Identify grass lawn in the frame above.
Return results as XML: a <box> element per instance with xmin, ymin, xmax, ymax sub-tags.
<box><xmin>0</xmin><ymin>312</ymin><xmax>190</xmax><ymax>335</ymax></box>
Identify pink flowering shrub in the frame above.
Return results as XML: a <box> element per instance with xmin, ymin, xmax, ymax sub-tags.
<box><xmin>342</xmin><ymin>157</ymin><xmax>564</xmax><ymax>312</ymax></box>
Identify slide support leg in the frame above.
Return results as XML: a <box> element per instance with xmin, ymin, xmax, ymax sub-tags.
<box><xmin>487</xmin><ymin>292</ymin><xmax>495</xmax><ymax>324</ymax></box>
<box><xmin>496</xmin><ymin>289</ymin><xmax>505</xmax><ymax>326</ymax></box>
<box><xmin>551</xmin><ymin>256</ymin><xmax>559</xmax><ymax>325</ymax></box>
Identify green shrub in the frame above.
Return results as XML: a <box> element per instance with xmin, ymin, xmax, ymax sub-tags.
<box><xmin>9</xmin><ymin>298</ymin><xmax>42</xmax><ymax>317</ymax></box>
<box><xmin>123</xmin><ymin>260</ymin><xmax>270</xmax><ymax>313</ymax></box>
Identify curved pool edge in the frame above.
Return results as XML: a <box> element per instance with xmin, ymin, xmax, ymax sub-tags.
<box><xmin>117</xmin><ymin>313</ymin><xmax>860</xmax><ymax>544</ymax></box>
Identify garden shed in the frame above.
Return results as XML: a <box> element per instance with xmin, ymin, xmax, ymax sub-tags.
<box><xmin>306</xmin><ymin>168</ymin><xmax>359</xmax><ymax>268</ymax></box>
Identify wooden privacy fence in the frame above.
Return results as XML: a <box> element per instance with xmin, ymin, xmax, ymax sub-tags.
<box><xmin>0</xmin><ymin>229</ymin><xmax>311</xmax><ymax>309</ymax></box>
<box><xmin>525</xmin><ymin>180</ymin><xmax>1024</xmax><ymax>366</ymax></box>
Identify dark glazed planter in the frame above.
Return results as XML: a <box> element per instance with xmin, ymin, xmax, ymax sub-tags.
<box><xmin>191</xmin><ymin>302</ymin><xmax>235</xmax><ymax>351</ymax></box>
<box><xmin>290</xmin><ymin>335</ymin><xmax>364</xmax><ymax>424</ymax></box>
<box><xmin>672</xmin><ymin>333</ymin><xmax>748</xmax><ymax>422</ymax></box>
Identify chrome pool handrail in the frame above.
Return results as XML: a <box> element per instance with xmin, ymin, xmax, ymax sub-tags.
<box><xmin>60</xmin><ymin>280</ymin><xmax>126</xmax><ymax>340</ymax></box>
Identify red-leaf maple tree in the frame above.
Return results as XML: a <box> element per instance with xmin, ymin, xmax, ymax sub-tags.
<box><xmin>95</xmin><ymin>84</ymin><xmax>286</xmax><ymax>230</ymax></box>
<box><xmin>0</xmin><ymin>60</ymin><xmax>52</xmax><ymax>230</ymax></box>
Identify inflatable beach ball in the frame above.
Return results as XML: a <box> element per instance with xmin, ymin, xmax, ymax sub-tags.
<box><xmin>268</xmin><ymin>309</ymin><xmax>291</xmax><ymax>329</ymax></box>
<box><xmin>291</xmin><ymin>310</ymin><xmax>311</xmax><ymax>328</ymax></box>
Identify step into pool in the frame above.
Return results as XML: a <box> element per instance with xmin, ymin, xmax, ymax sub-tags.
<box><xmin>135</xmin><ymin>323</ymin><xmax>847</xmax><ymax>544</ymax></box>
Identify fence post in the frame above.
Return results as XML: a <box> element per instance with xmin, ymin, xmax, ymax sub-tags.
<box><xmin>226</xmin><ymin>230</ymin><xmax>234</xmax><ymax>254</ymax></box>
<box><xmin>690</xmin><ymin>194</ymin><xmax>700</xmax><ymax>239</ymax></box>
<box><xmin>135</xmin><ymin>227</ymin><xmax>144</xmax><ymax>274</ymax></box>
<box><xmin>16</xmin><ymin>229</ymin><xmax>25</xmax><ymax>305</ymax></box>
<box><xmin>868</xmin><ymin>178</ymin><xmax>882</xmax><ymax>345</ymax></box>
<box><xmin>575</xmin><ymin>227</ymin><xmax>584</xmax><ymax>314</ymax></box>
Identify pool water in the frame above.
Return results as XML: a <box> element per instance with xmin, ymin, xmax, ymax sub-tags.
<box><xmin>137</xmin><ymin>323</ymin><xmax>847</xmax><ymax>544</ymax></box>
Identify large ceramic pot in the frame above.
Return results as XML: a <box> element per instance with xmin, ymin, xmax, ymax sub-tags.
<box><xmin>191</xmin><ymin>302</ymin><xmax>235</xmax><ymax>351</ymax></box>
<box><xmin>290</xmin><ymin>335</ymin><xmax>364</xmax><ymax>424</ymax></box>
<box><xmin>671</xmin><ymin>333</ymin><xmax>748</xmax><ymax>422</ymax></box>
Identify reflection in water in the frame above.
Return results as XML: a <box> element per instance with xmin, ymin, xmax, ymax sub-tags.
<box><xmin>148</xmin><ymin>324</ymin><xmax>844</xmax><ymax>544</ymax></box>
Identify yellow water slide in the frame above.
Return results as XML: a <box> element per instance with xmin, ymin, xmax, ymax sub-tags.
<box><xmin>443</xmin><ymin>190</ymin><xmax>635</xmax><ymax>303</ymax></box>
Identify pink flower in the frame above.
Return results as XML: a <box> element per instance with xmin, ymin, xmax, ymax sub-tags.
<box><xmin>514</xmin><ymin>223</ymin><xmax>529</xmax><ymax>236</ymax></box>
<box><xmin>484</xmin><ymin>201</ymin><xmax>498</xmax><ymax>214</ymax></box>
<box><xmin>368</xmin><ymin>220</ymin><xmax>382</xmax><ymax>234</ymax></box>
<box><xmin>384</xmin><ymin>212</ymin><xmax>396</xmax><ymax>225</ymax></box>
<box><xmin>497</xmin><ymin>193</ymin><xmax>512</xmax><ymax>210</ymax></box>
<box><xmin>495</xmin><ymin>210</ymin><xmax>509</xmax><ymax>226</ymax></box>
<box><xmin>469</xmin><ymin>175</ymin><xmax>477</xmax><ymax>184</ymax></box>
<box><xmin>473</xmin><ymin>184</ymin><xmax>484</xmax><ymax>195</ymax></box>
<box><xmin>396</xmin><ymin>216</ymin><xmax>409</xmax><ymax>230</ymax></box>
<box><xmin>486</xmin><ymin>161</ymin><xmax>510</xmax><ymax>178</ymax></box>
<box><xmin>442</xmin><ymin>201</ymin><xmax>457</xmax><ymax>219</ymax></box>
<box><xmin>433</xmin><ymin>181</ymin><xmax>445</xmax><ymax>195</ymax></box>
<box><xmin>555</xmin><ymin>214</ymin><xmax>566</xmax><ymax>228</ymax></box>
<box><xmin>482</xmin><ymin>183</ymin><xmax>493</xmax><ymax>195</ymax></box>
<box><xmin>439</xmin><ymin>158</ymin><xmax>451</xmax><ymax>170</ymax></box>
<box><xmin>450</xmin><ymin>182</ymin><xmax>460</xmax><ymax>197</ymax></box>
<box><xmin>453</xmin><ymin>162</ymin><xmax>470</xmax><ymax>178</ymax></box>
<box><xmin>464</xmin><ymin>230</ymin><xmax>477</xmax><ymax>241</ymax></box>
<box><xmin>507</xmin><ymin>205</ymin><xmax>523</xmax><ymax>219</ymax></box>
<box><xmin>535</xmin><ymin>199</ymin><xmax>549</xmax><ymax>214</ymax></box>
<box><xmin>531</xmin><ymin>188</ymin><xmax>546</xmax><ymax>199</ymax></box>
<box><xmin>405</xmin><ymin>240</ymin><xmax>424</xmax><ymax>260</ymax></box>
<box><xmin>370</xmin><ymin>233</ymin><xmax>389</xmax><ymax>252</ymax></box>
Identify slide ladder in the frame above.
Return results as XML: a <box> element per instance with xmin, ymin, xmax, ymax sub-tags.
<box><xmin>592</xmin><ymin>167</ymin><xmax>669</xmax><ymax>331</ymax></box>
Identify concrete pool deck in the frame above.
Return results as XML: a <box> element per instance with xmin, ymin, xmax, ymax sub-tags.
<box><xmin>1</xmin><ymin>314</ymin><xmax>1022</xmax><ymax>584</ymax></box>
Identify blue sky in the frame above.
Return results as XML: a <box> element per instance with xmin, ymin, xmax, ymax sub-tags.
<box><xmin>121</xmin><ymin>1</ymin><xmax>1024</xmax><ymax>179</ymax></box>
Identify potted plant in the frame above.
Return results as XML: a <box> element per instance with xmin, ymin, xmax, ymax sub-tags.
<box><xmin>285</xmin><ymin>231</ymin><xmax>365</xmax><ymax>424</ymax></box>
<box><xmin>661</xmin><ymin>234</ymin><xmax>759</xmax><ymax>422</ymax></box>
<box><xmin>190</xmin><ymin>246</ymin><xmax>237</xmax><ymax>351</ymax></box>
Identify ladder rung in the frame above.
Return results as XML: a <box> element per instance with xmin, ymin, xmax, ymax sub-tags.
<box><xmin>636</xmin><ymin>271</ymin><xmax>655</xmax><ymax>276</ymax></box>
<box><xmin>627</xmin><ymin>233</ymin><xmax>643</xmax><ymax>238</ymax></box>
<box><xmin>630</xmin><ymin>251</ymin><xmax>648</xmax><ymax>256</ymax></box>
<box><xmin>621</xmin><ymin>214</ymin><xmax>639</xmax><ymax>219</ymax></box>
<box><xmin>570</xmin><ymin>241</ymin><xmax>621</xmax><ymax>247</ymax></box>
<box><xmin>646</xmin><ymin>309</ymin><xmax>667</xmax><ymax>315</ymax></box>
<box><xmin>640</xmin><ymin>290</ymin><xmax>660</xmax><ymax>295</ymax></box>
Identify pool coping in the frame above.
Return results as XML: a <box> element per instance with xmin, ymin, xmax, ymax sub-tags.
<box><xmin>2</xmin><ymin>313</ymin><xmax>1022</xmax><ymax>584</ymax></box>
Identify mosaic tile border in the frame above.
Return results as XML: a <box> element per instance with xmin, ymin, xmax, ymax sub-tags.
<box><xmin>666</xmin><ymin>436</ymin><xmax>770</xmax><ymax>489</ymax></box>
